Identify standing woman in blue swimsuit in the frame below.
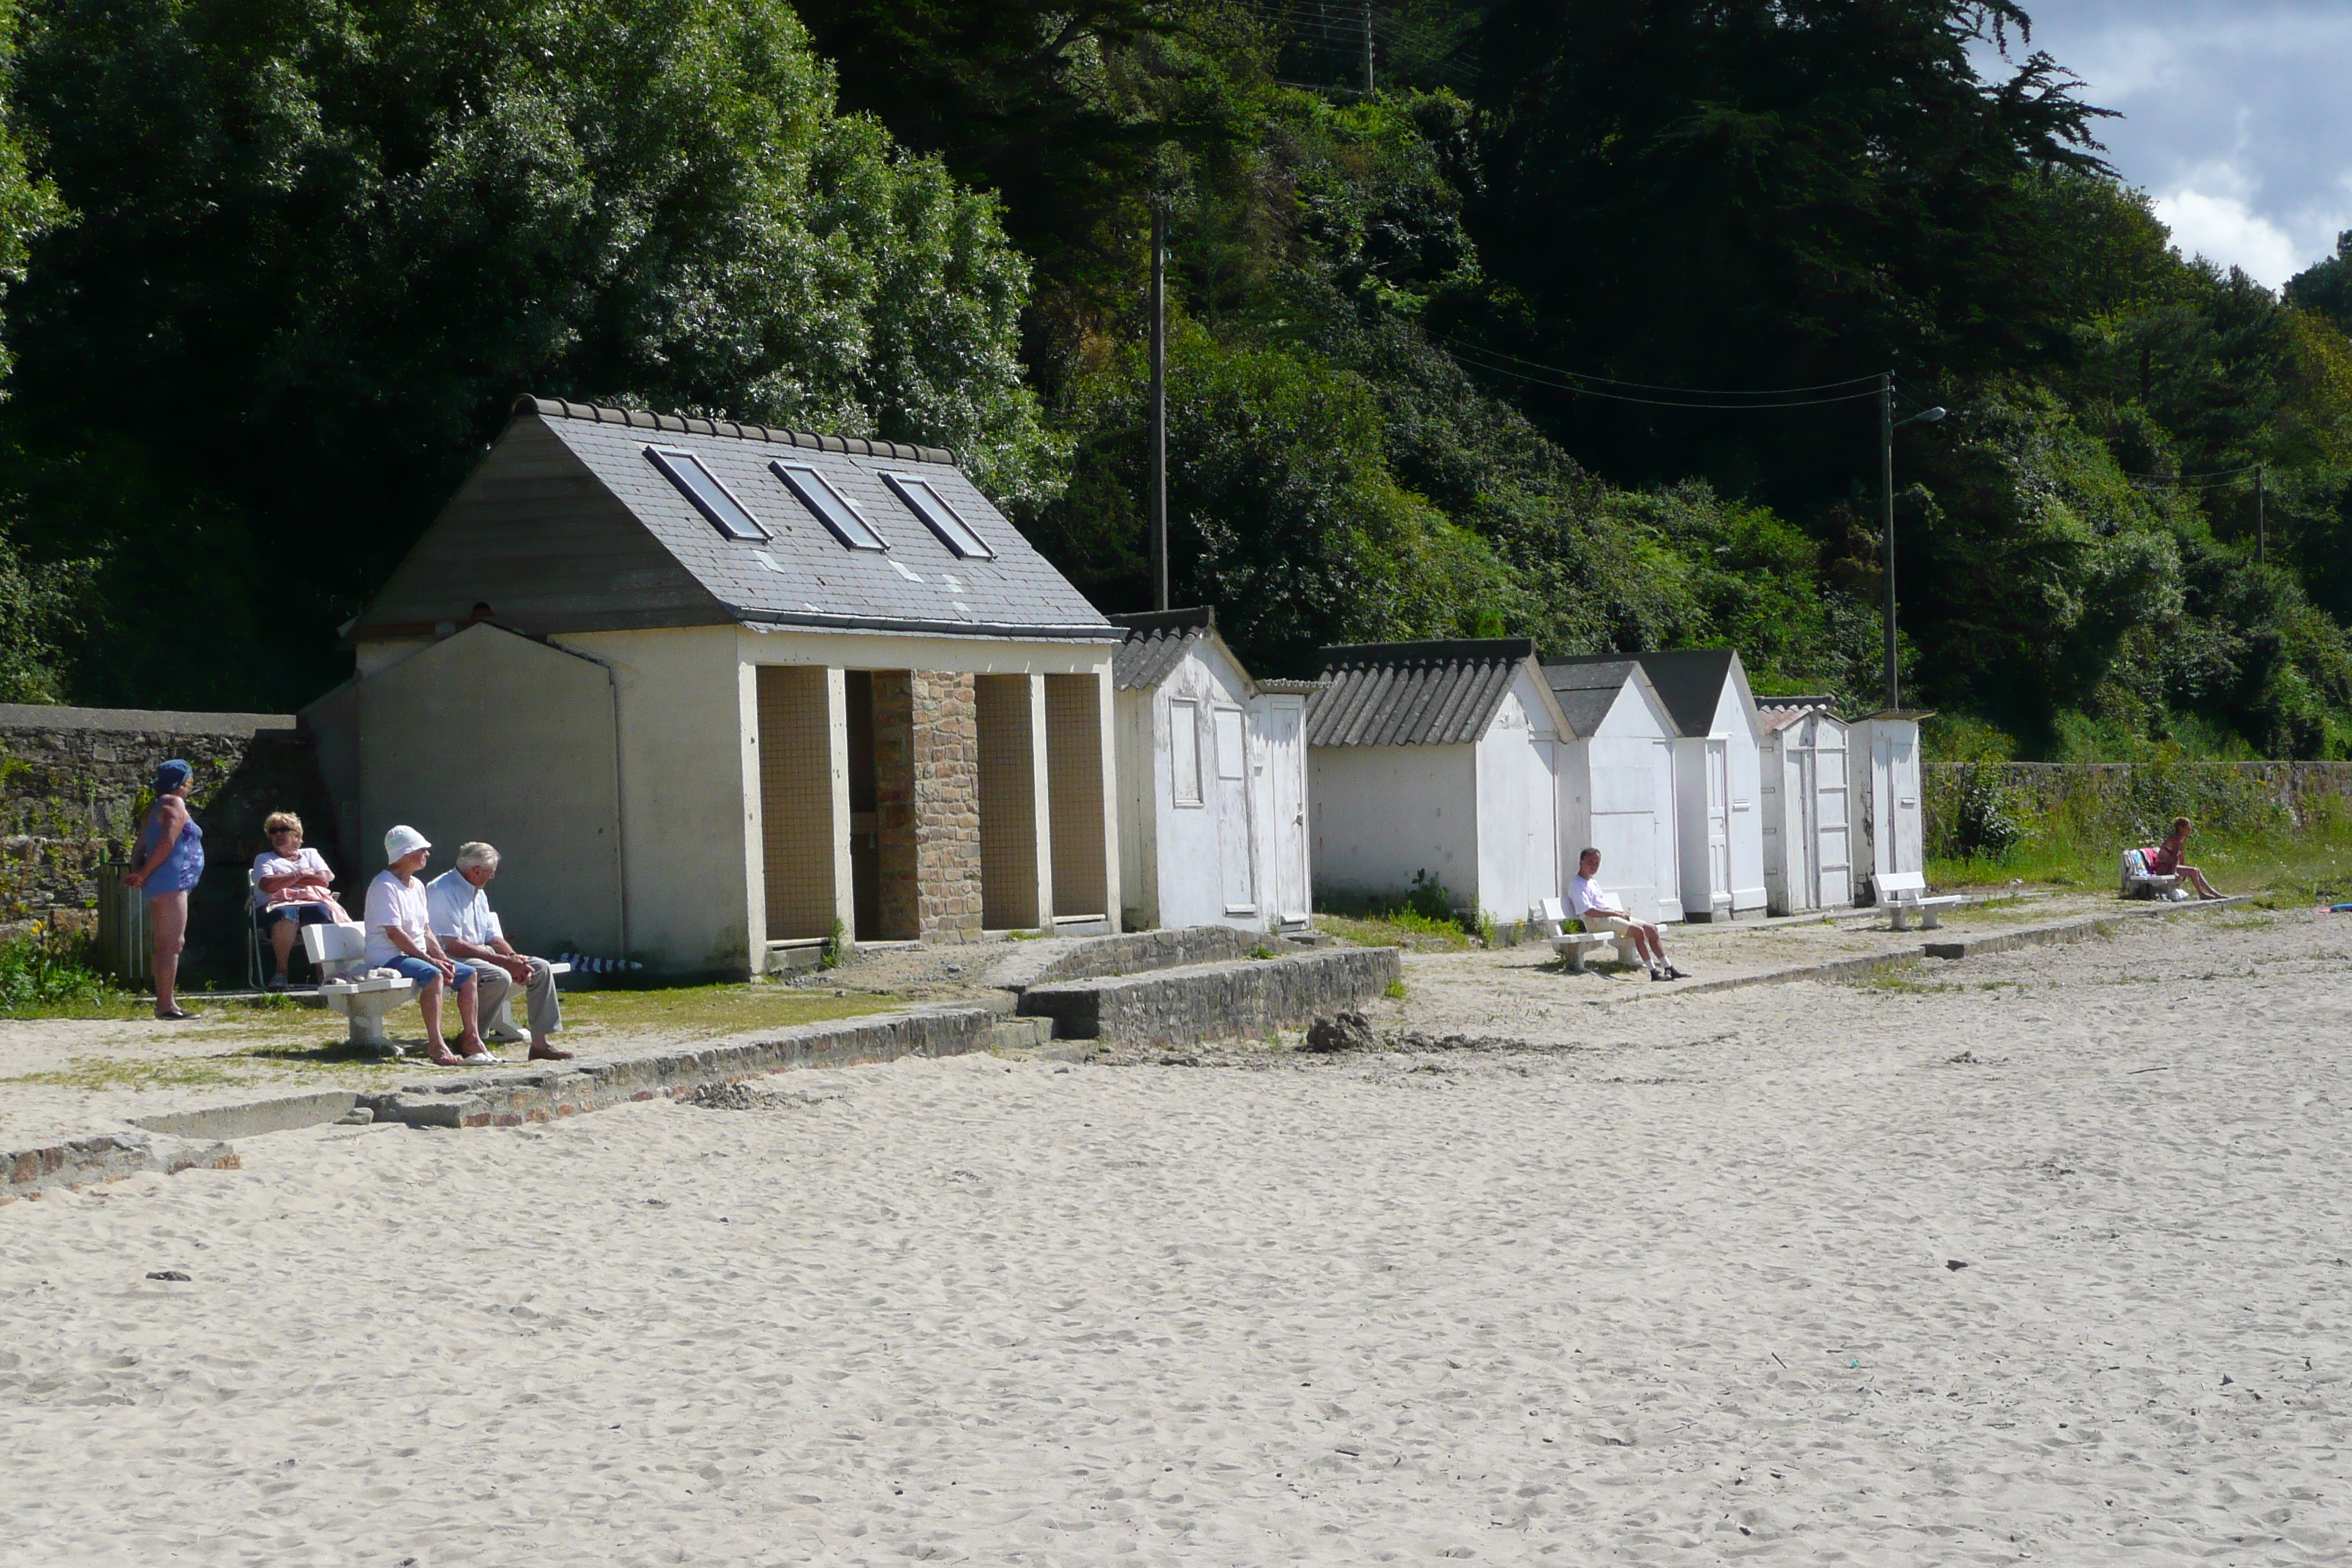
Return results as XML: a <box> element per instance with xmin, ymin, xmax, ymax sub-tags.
<box><xmin>123</xmin><ymin>759</ymin><xmax>204</xmax><ymax>1019</ymax></box>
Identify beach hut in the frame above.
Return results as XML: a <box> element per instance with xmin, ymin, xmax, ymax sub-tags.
<box><xmin>304</xmin><ymin>395</ymin><xmax>1125</xmax><ymax>977</ymax></box>
<box><xmin>1540</xmin><ymin>657</ymin><xmax>1684</xmax><ymax>923</ymax></box>
<box><xmin>1108</xmin><ymin>608</ymin><xmax>1317</xmax><ymax>934</ymax></box>
<box><xmin>1756</xmin><ymin>698</ymin><xmax>1855</xmax><ymax>914</ymax></box>
<box><xmin>1849</xmin><ymin>710</ymin><xmax>1929</xmax><ymax>901</ymax></box>
<box><xmin>1305</xmin><ymin>639</ymin><xmax>1567</xmax><ymax>926</ymax></box>
<box><xmin>1627</xmin><ymin>651</ymin><xmax>1768</xmax><ymax>922</ymax></box>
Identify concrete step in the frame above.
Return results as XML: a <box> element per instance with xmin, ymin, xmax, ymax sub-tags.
<box><xmin>1017</xmin><ymin>946</ymin><xmax>1402</xmax><ymax>1047</ymax></box>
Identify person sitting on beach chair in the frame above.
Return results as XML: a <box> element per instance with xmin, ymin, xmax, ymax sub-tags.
<box><xmin>2142</xmin><ymin>816</ymin><xmax>2225</xmax><ymax>901</ymax></box>
<box><xmin>1567</xmin><ymin>848</ymin><xmax>1686</xmax><ymax>981</ymax></box>
<box><xmin>252</xmin><ymin>811</ymin><xmax>354</xmax><ymax>990</ymax></box>
<box><xmin>426</xmin><ymin>842</ymin><xmax>573</xmax><ymax>1062</ymax></box>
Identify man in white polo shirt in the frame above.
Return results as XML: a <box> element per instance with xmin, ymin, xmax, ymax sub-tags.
<box><xmin>426</xmin><ymin>841</ymin><xmax>572</xmax><ymax>1061</ymax></box>
<box><xmin>1566</xmin><ymin>846</ymin><xmax>1686</xmax><ymax>981</ymax></box>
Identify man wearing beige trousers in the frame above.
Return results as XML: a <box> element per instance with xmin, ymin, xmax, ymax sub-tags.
<box><xmin>425</xmin><ymin>842</ymin><xmax>573</xmax><ymax>1061</ymax></box>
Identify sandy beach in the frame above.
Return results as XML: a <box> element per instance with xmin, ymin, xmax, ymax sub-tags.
<box><xmin>3</xmin><ymin>905</ymin><xmax>2347</xmax><ymax>1564</ymax></box>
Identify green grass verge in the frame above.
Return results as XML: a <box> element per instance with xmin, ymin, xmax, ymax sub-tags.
<box><xmin>1931</xmin><ymin>816</ymin><xmax>2352</xmax><ymax>904</ymax></box>
<box><xmin>1316</xmin><ymin>910</ymin><xmax>1474</xmax><ymax>951</ymax></box>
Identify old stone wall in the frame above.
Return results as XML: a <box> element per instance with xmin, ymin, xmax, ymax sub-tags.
<box><xmin>1018</xmin><ymin>945</ymin><xmax>1403</xmax><ymax>1045</ymax></box>
<box><xmin>0</xmin><ymin>706</ymin><xmax>339</xmax><ymax>980</ymax></box>
<box><xmin>1923</xmin><ymin>759</ymin><xmax>2352</xmax><ymax>858</ymax></box>
<box><xmin>911</xmin><ymin>670</ymin><xmax>983</xmax><ymax>942</ymax></box>
<box><xmin>986</xmin><ymin>924</ymin><xmax>1259</xmax><ymax>992</ymax></box>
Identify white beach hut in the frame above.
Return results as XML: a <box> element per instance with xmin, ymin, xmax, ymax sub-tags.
<box><xmin>1849</xmin><ymin>710</ymin><xmax>1929</xmax><ymax>900</ymax></box>
<box><xmin>1541</xmin><ymin>657</ymin><xmax>1684</xmax><ymax>923</ymax></box>
<box><xmin>1631</xmin><ymin>651</ymin><xmax>1768</xmax><ymax>921</ymax></box>
<box><xmin>1756</xmin><ymin>698</ymin><xmax>1855</xmax><ymax>914</ymax></box>
<box><xmin>1108</xmin><ymin>608</ymin><xmax>1316</xmax><ymax>934</ymax></box>
<box><xmin>1305</xmin><ymin>639</ymin><xmax>1567</xmax><ymax>925</ymax></box>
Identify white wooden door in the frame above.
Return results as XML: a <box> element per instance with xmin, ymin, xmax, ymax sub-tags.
<box><xmin>1262</xmin><ymin>701</ymin><xmax>1309</xmax><ymax>921</ymax></box>
<box><xmin>1651</xmin><ymin>739</ymin><xmax>1681</xmax><ymax>920</ymax></box>
<box><xmin>1787</xmin><ymin>745</ymin><xmax>1816</xmax><ymax>912</ymax></box>
<box><xmin>1814</xmin><ymin>723</ymin><xmax>1852</xmax><ymax>907</ymax></box>
<box><xmin>1705</xmin><ymin>739</ymin><xmax>1731</xmax><ymax>905</ymax></box>
<box><xmin>1889</xmin><ymin>730</ymin><xmax>1922</xmax><ymax>875</ymax></box>
<box><xmin>1213</xmin><ymin>705</ymin><xmax>1257</xmax><ymax>913</ymax></box>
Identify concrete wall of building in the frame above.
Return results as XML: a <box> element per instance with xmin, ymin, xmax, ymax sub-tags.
<box><xmin>1310</xmin><ymin>742</ymin><xmax>1477</xmax><ymax>906</ymax></box>
<box><xmin>353</xmin><ymin>623</ymin><xmax>627</xmax><ymax>960</ymax></box>
<box><xmin>1851</xmin><ymin>716</ymin><xmax>1924</xmax><ymax>895</ymax></box>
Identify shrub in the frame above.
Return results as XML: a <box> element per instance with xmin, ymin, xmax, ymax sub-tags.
<box><xmin>0</xmin><ymin>930</ymin><xmax>113</xmax><ymax>1015</ymax></box>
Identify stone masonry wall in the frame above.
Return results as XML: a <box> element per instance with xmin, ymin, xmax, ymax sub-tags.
<box><xmin>1017</xmin><ymin>946</ymin><xmax>1403</xmax><ymax>1045</ymax></box>
<box><xmin>0</xmin><ymin>706</ymin><xmax>339</xmax><ymax>979</ymax></box>
<box><xmin>911</xmin><ymin>670</ymin><xmax>983</xmax><ymax>942</ymax></box>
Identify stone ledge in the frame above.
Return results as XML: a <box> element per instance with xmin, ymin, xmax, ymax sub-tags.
<box><xmin>3</xmin><ymin>1128</ymin><xmax>241</xmax><ymax>1202</ymax></box>
<box><xmin>1018</xmin><ymin>946</ymin><xmax>1403</xmax><ymax>1045</ymax></box>
<box><xmin>985</xmin><ymin>924</ymin><xmax>1259</xmax><ymax>992</ymax></box>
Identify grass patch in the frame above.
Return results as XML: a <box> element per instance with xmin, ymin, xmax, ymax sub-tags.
<box><xmin>1316</xmin><ymin>910</ymin><xmax>1473</xmax><ymax>951</ymax></box>
<box><xmin>558</xmin><ymin>984</ymin><xmax>905</xmax><ymax>1039</ymax></box>
<box><xmin>0</xmin><ymin>932</ymin><xmax>127</xmax><ymax>1019</ymax></box>
<box><xmin>1931</xmin><ymin>799</ymin><xmax>2352</xmax><ymax>900</ymax></box>
<box><xmin>7</xmin><ymin>1055</ymin><xmax>252</xmax><ymax>1092</ymax></box>
<box><xmin>1384</xmin><ymin>978</ymin><xmax>1409</xmax><ymax>1000</ymax></box>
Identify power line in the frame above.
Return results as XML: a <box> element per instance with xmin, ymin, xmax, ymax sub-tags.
<box><xmin>1449</xmin><ymin>349</ymin><xmax>1887</xmax><ymax>410</ymax></box>
<box><xmin>1436</xmin><ymin>331</ymin><xmax>1888</xmax><ymax>400</ymax></box>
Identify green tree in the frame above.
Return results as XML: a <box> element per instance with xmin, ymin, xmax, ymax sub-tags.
<box><xmin>4</xmin><ymin>0</ymin><xmax>1052</xmax><ymax>706</ymax></box>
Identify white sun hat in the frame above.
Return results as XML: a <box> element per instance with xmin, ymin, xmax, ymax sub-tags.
<box><xmin>383</xmin><ymin>824</ymin><xmax>432</xmax><ymax>863</ymax></box>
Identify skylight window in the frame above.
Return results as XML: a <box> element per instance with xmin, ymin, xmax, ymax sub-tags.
<box><xmin>883</xmin><ymin>472</ymin><xmax>995</xmax><ymax>559</ymax></box>
<box><xmin>772</xmin><ymin>462</ymin><xmax>886</xmax><ymax>551</ymax></box>
<box><xmin>645</xmin><ymin>446</ymin><xmax>769</xmax><ymax>541</ymax></box>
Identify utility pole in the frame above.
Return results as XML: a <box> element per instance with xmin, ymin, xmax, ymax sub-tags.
<box><xmin>1880</xmin><ymin>376</ymin><xmax>1948</xmax><ymax>714</ymax></box>
<box><xmin>1362</xmin><ymin>1</ymin><xmax>1375</xmax><ymax>93</ymax></box>
<box><xmin>1149</xmin><ymin>201</ymin><xmax>1169</xmax><ymax>611</ymax></box>
<box><xmin>2257</xmin><ymin>464</ymin><xmax>2266</xmax><ymax>565</ymax></box>
<box><xmin>1880</xmin><ymin>373</ymin><xmax>1897</xmax><ymax>713</ymax></box>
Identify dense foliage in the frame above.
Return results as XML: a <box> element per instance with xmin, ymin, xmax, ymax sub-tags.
<box><xmin>0</xmin><ymin>0</ymin><xmax>2348</xmax><ymax>761</ymax></box>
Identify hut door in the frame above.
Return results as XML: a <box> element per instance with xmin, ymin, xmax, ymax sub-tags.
<box><xmin>1813</xmin><ymin>723</ymin><xmax>1852</xmax><ymax>907</ymax></box>
<box><xmin>1705</xmin><ymin>739</ymin><xmax>1732</xmax><ymax>903</ymax></box>
<box><xmin>1788</xmin><ymin>744</ymin><xmax>1817</xmax><ymax>912</ymax></box>
<box><xmin>1212</xmin><ymin>705</ymin><xmax>1258</xmax><ymax>914</ymax></box>
<box><xmin>1262</xmin><ymin>701</ymin><xmax>1309</xmax><ymax>922</ymax></box>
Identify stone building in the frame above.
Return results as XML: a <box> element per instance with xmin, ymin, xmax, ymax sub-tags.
<box><xmin>304</xmin><ymin>396</ymin><xmax>1124</xmax><ymax>978</ymax></box>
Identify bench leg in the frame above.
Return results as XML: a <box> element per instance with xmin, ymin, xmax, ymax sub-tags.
<box><xmin>1921</xmin><ymin>905</ymin><xmax>1941</xmax><ymax>930</ymax></box>
<box><xmin>1889</xmin><ymin>905</ymin><xmax>1911</xmax><ymax>932</ymax></box>
<box><xmin>345</xmin><ymin>1009</ymin><xmax>393</xmax><ymax>1052</ymax></box>
<box><xmin>1563</xmin><ymin>946</ymin><xmax>1589</xmax><ymax>973</ymax></box>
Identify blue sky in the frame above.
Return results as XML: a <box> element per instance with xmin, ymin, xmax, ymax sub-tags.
<box><xmin>1977</xmin><ymin>1</ymin><xmax>2352</xmax><ymax>288</ymax></box>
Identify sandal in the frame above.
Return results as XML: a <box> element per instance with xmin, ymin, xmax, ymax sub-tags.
<box><xmin>154</xmin><ymin>1007</ymin><xmax>201</xmax><ymax>1020</ymax></box>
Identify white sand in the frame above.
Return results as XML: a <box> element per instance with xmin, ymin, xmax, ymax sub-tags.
<box><xmin>2</xmin><ymin>908</ymin><xmax>2347</xmax><ymax>1564</ymax></box>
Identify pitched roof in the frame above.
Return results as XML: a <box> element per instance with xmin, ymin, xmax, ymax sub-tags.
<box><xmin>1307</xmin><ymin>638</ymin><xmax>1543</xmax><ymax>747</ymax></box>
<box><xmin>1540</xmin><ymin>657</ymin><xmax>1656</xmax><ymax>739</ymax></box>
<box><xmin>1545</xmin><ymin>649</ymin><xmax>1747</xmax><ymax>737</ymax></box>
<box><xmin>1108</xmin><ymin>608</ymin><xmax>1216</xmax><ymax>690</ymax></box>
<box><xmin>353</xmin><ymin>396</ymin><xmax>1117</xmax><ymax>644</ymax></box>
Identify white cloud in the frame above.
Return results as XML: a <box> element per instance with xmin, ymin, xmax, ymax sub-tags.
<box><xmin>2155</xmin><ymin>185</ymin><xmax>2306</xmax><ymax>287</ymax></box>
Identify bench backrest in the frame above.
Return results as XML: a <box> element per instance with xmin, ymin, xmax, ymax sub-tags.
<box><xmin>1876</xmin><ymin>870</ymin><xmax>1928</xmax><ymax>903</ymax></box>
<box><xmin>304</xmin><ymin>923</ymin><xmax>365</xmax><ymax>965</ymax></box>
<box><xmin>1531</xmin><ymin>897</ymin><xmax>1566</xmax><ymax>924</ymax></box>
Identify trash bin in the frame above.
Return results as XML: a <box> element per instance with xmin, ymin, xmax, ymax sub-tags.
<box><xmin>94</xmin><ymin>856</ymin><xmax>150</xmax><ymax>985</ymax></box>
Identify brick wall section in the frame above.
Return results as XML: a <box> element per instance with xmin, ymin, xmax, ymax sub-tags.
<box><xmin>912</xmin><ymin>670</ymin><xmax>984</xmax><ymax>941</ymax></box>
<box><xmin>1017</xmin><ymin>946</ymin><xmax>1403</xmax><ymax>1045</ymax></box>
<box><xmin>0</xmin><ymin>706</ymin><xmax>338</xmax><ymax>977</ymax></box>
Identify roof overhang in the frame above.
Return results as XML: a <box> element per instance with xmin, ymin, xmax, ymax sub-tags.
<box><xmin>735</xmin><ymin>607</ymin><xmax>1127</xmax><ymax>643</ymax></box>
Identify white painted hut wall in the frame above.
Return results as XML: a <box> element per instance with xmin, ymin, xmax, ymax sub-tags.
<box><xmin>1117</xmin><ymin>640</ymin><xmax>1262</xmax><ymax>931</ymax></box>
<box><xmin>1473</xmin><ymin>684</ymin><xmax>1561</xmax><ymax>923</ymax></box>
<box><xmin>1810</xmin><ymin>712</ymin><xmax>1856</xmax><ymax>908</ymax></box>
<box><xmin>1248</xmin><ymin>694</ymin><xmax>1312</xmax><ymax>927</ymax></box>
<box><xmin>1113</xmin><ymin>683</ymin><xmax>1158</xmax><ymax>929</ymax></box>
<box><xmin>1760</xmin><ymin>726</ymin><xmax>1813</xmax><ymax>914</ymax></box>
<box><xmin>1715</xmin><ymin>680</ymin><xmax>1768</xmax><ymax>915</ymax></box>
<box><xmin>1556</xmin><ymin>681</ymin><xmax>1678</xmax><ymax>924</ymax></box>
<box><xmin>1849</xmin><ymin>717</ymin><xmax>1924</xmax><ymax>893</ymax></box>
<box><xmin>1310</xmin><ymin>742</ymin><xmax>1477</xmax><ymax>905</ymax></box>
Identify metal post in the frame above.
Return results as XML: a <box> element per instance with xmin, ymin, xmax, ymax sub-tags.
<box><xmin>1149</xmin><ymin>202</ymin><xmax>1169</xmax><ymax>612</ymax></box>
<box><xmin>1880</xmin><ymin>372</ymin><xmax>1897</xmax><ymax>712</ymax></box>
<box><xmin>2257</xmin><ymin>464</ymin><xmax>2266</xmax><ymax>565</ymax></box>
<box><xmin>1362</xmin><ymin>1</ymin><xmax>1374</xmax><ymax>92</ymax></box>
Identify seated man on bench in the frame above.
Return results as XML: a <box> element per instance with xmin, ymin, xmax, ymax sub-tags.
<box><xmin>1567</xmin><ymin>848</ymin><xmax>1686</xmax><ymax>982</ymax></box>
<box><xmin>426</xmin><ymin>841</ymin><xmax>573</xmax><ymax>1061</ymax></box>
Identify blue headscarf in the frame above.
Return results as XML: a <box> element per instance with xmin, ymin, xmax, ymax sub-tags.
<box><xmin>154</xmin><ymin>759</ymin><xmax>192</xmax><ymax>793</ymax></box>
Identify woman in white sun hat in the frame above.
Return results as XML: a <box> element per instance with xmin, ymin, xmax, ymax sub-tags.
<box><xmin>363</xmin><ymin>825</ymin><xmax>491</xmax><ymax>1066</ymax></box>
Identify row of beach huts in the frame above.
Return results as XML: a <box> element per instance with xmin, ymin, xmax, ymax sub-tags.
<box><xmin>301</xmin><ymin>396</ymin><xmax>1922</xmax><ymax>975</ymax></box>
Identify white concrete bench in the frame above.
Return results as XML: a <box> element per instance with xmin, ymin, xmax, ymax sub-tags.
<box><xmin>304</xmin><ymin>924</ymin><xmax>418</xmax><ymax>1055</ymax></box>
<box><xmin>2119</xmin><ymin>850</ymin><xmax>2182</xmax><ymax>901</ymax></box>
<box><xmin>1529</xmin><ymin>898</ymin><xmax>1639</xmax><ymax>973</ymax></box>
<box><xmin>1877</xmin><ymin>870</ymin><xmax>1963</xmax><ymax>931</ymax></box>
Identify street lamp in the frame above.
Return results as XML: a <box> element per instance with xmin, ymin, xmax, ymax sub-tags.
<box><xmin>1880</xmin><ymin>374</ymin><xmax>1945</xmax><ymax>711</ymax></box>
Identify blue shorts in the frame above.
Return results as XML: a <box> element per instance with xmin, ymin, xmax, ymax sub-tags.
<box><xmin>382</xmin><ymin>955</ymin><xmax>477</xmax><ymax>989</ymax></box>
<box><xmin>263</xmin><ymin>903</ymin><xmax>339</xmax><ymax>930</ymax></box>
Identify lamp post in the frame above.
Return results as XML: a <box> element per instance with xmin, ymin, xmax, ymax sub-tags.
<box><xmin>1150</xmin><ymin>202</ymin><xmax>1169</xmax><ymax>611</ymax></box>
<box><xmin>1880</xmin><ymin>372</ymin><xmax>1945</xmax><ymax>712</ymax></box>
